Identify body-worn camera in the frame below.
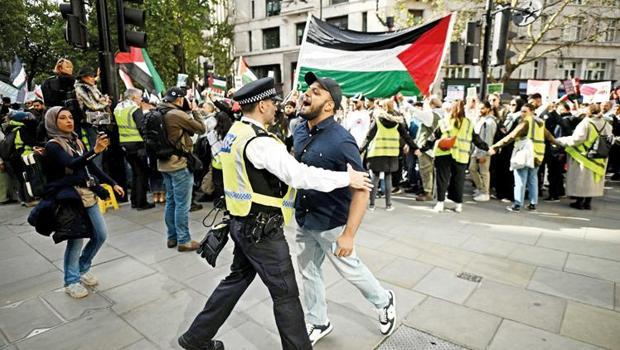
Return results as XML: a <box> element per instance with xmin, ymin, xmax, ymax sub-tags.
<box><xmin>246</xmin><ymin>212</ymin><xmax>284</xmax><ymax>243</ymax></box>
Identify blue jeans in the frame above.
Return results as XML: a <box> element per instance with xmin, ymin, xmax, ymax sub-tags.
<box><xmin>296</xmin><ymin>225</ymin><xmax>389</xmax><ymax>325</ymax></box>
<box><xmin>162</xmin><ymin>168</ymin><xmax>193</xmax><ymax>244</ymax></box>
<box><xmin>64</xmin><ymin>204</ymin><xmax>108</xmax><ymax>286</ymax></box>
<box><xmin>514</xmin><ymin>166</ymin><xmax>539</xmax><ymax>207</ymax></box>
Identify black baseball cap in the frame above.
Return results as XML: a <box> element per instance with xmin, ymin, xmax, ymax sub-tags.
<box><xmin>163</xmin><ymin>87</ymin><xmax>186</xmax><ymax>102</ymax></box>
<box><xmin>304</xmin><ymin>72</ymin><xmax>342</xmax><ymax>110</ymax></box>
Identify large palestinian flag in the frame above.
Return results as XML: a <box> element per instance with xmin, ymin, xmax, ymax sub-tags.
<box><xmin>296</xmin><ymin>14</ymin><xmax>454</xmax><ymax>97</ymax></box>
<box><xmin>115</xmin><ymin>47</ymin><xmax>165</xmax><ymax>95</ymax></box>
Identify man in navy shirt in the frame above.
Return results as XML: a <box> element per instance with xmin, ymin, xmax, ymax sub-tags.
<box><xmin>294</xmin><ymin>72</ymin><xmax>396</xmax><ymax>346</ymax></box>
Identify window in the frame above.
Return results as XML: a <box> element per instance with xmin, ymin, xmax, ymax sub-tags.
<box><xmin>584</xmin><ymin>60</ymin><xmax>608</xmax><ymax>80</ymax></box>
<box><xmin>266</xmin><ymin>0</ymin><xmax>281</xmax><ymax>17</ymax></box>
<box><xmin>408</xmin><ymin>9</ymin><xmax>424</xmax><ymax>24</ymax></box>
<box><xmin>518</xmin><ymin>60</ymin><xmax>542</xmax><ymax>79</ymax></box>
<box><xmin>603</xmin><ymin>19</ymin><xmax>618</xmax><ymax>42</ymax></box>
<box><xmin>326</xmin><ymin>15</ymin><xmax>348</xmax><ymax>30</ymax></box>
<box><xmin>562</xmin><ymin>18</ymin><xmax>583</xmax><ymax>41</ymax></box>
<box><xmin>331</xmin><ymin>0</ymin><xmax>349</xmax><ymax>4</ymax></box>
<box><xmin>263</xmin><ymin>27</ymin><xmax>280</xmax><ymax>49</ymax></box>
<box><xmin>296</xmin><ymin>22</ymin><xmax>306</xmax><ymax>45</ymax></box>
<box><xmin>251</xmin><ymin>1</ymin><xmax>255</xmax><ymax>19</ymax></box>
<box><xmin>446</xmin><ymin>67</ymin><xmax>471</xmax><ymax>79</ymax></box>
<box><xmin>362</xmin><ymin>12</ymin><xmax>368</xmax><ymax>32</ymax></box>
<box><xmin>558</xmin><ymin>59</ymin><xmax>580</xmax><ymax>79</ymax></box>
<box><xmin>248</xmin><ymin>31</ymin><xmax>253</xmax><ymax>51</ymax></box>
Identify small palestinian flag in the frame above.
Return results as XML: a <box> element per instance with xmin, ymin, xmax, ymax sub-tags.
<box><xmin>296</xmin><ymin>14</ymin><xmax>454</xmax><ymax>97</ymax></box>
<box><xmin>237</xmin><ymin>56</ymin><xmax>258</xmax><ymax>85</ymax></box>
<box><xmin>115</xmin><ymin>47</ymin><xmax>165</xmax><ymax>95</ymax></box>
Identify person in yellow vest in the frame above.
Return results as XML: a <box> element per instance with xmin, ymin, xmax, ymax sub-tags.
<box><xmin>491</xmin><ymin>103</ymin><xmax>555</xmax><ymax>212</ymax></box>
<box><xmin>421</xmin><ymin>99</ymin><xmax>490</xmax><ymax>213</ymax></box>
<box><xmin>6</xmin><ymin>111</ymin><xmax>39</xmax><ymax>206</ymax></box>
<box><xmin>114</xmin><ymin>88</ymin><xmax>154</xmax><ymax>210</ymax></box>
<box><xmin>554</xmin><ymin>103</ymin><xmax>612</xmax><ymax>210</ymax></box>
<box><xmin>361</xmin><ymin>99</ymin><xmax>418</xmax><ymax>211</ymax></box>
<box><xmin>178</xmin><ymin>77</ymin><xmax>373</xmax><ymax>350</ymax></box>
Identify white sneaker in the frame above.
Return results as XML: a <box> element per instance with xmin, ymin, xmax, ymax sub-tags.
<box><xmin>473</xmin><ymin>189</ymin><xmax>480</xmax><ymax>197</ymax></box>
<box><xmin>378</xmin><ymin>290</ymin><xmax>396</xmax><ymax>335</ymax></box>
<box><xmin>80</xmin><ymin>271</ymin><xmax>98</xmax><ymax>286</ymax></box>
<box><xmin>385</xmin><ymin>205</ymin><xmax>395</xmax><ymax>212</ymax></box>
<box><xmin>473</xmin><ymin>193</ymin><xmax>490</xmax><ymax>202</ymax></box>
<box><xmin>307</xmin><ymin>321</ymin><xmax>333</xmax><ymax>346</ymax></box>
<box><xmin>65</xmin><ymin>283</ymin><xmax>89</xmax><ymax>299</ymax></box>
<box><xmin>368</xmin><ymin>205</ymin><xmax>376</xmax><ymax>211</ymax></box>
<box><xmin>454</xmin><ymin>203</ymin><xmax>463</xmax><ymax>213</ymax></box>
<box><xmin>433</xmin><ymin>202</ymin><xmax>444</xmax><ymax>212</ymax></box>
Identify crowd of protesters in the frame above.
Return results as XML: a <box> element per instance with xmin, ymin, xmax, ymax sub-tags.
<box><xmin>1</xmin><ymin>57</ymin><xmax>620</xmax><ymax>304</ymax></box>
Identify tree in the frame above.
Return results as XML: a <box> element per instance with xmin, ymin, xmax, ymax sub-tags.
<box><xmin>203</xmin><ymin>0</ymin><xmax>235</xmax><ymax>79</ymax></box>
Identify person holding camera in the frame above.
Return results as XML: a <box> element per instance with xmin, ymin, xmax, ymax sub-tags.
<box><xmin>41</xmin><ymin>106</ymin><xmax>125</xmax><ymax>298</ymax></box>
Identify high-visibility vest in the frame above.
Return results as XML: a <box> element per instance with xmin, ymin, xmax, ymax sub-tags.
<box><xmin>368</xmin><ymin>116</ymin><xmax>400</xmax><ymax>158</ymax></box>
<box><xmin>220</xmin><ymin>121</ymin><xmax>296</xmax><ymax>224</ymax></box>
<box><xmin>519</xmin><ymin>115</ymin><xmax>546</xmax><ymax>164</ymax></box>
<box><xmin>565</xmin><ymin>120</ymin><xmax>608</xmax><ymax>183</ymax></box>
<box><xmin>211</xmin><ymin>156</ymin><xmax>222</xmax><ymax>170</ymax></box>
<box><xmin>433</xmin><ymin>117</ymin><xmax>473</xmax><ymax>164</ymax></box>
<box><xmin>9</xmin><ymin>121</ymin><xmax>33</xmax><ymax>156</ymax></box>
<box><xmin>115</xmin><ymin>104</ymin><xmax>143</xmax><ymax>143</ymax></box>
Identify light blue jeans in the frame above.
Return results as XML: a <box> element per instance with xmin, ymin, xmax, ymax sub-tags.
<box><xmin>295</xmin><ymin>225</ymin><xmax>389</xmax><ymax>325</ymax></box>
<box><xmin>162</xmin><ymin>168</ymin><xmax>193</xmax><ymax>244</ymax></box>
<box><xmin>64</xmin><ymin>204</ymin><xmax>108</xmax><ymax>286</ymax></box>
<box><xmin>513</xmin><ymin>166</ymin><xmax>539</xmax><ymax>207</ymax></box>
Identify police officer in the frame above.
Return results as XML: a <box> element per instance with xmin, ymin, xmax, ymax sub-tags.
<box><xmin>178</xmin><ymin>77</ymin><xmax>373</xmax><ymax>350</ymax></box>
<box><xmin>114</xmin><ymin>88</ymin><xmax>154</xmax><ymax>210</ymax></box>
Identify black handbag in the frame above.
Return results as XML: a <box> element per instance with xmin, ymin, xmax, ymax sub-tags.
<box><xmin>587</xmin><ymin>121</ymin><xmax>613</xmax><ymax>159</ymax></box>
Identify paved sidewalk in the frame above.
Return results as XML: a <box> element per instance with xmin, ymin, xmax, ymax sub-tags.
<box><xmin>1</xmin><ymin>179</ymin><xmax>619</xmax><ymax>350</ymax></box>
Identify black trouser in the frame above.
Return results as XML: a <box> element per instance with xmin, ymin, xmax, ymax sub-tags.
<box><xmin>212</xmin><ymin>168</ymin><xmax>224</xmax><ymax>200</ymax></box>
<box><xmin>435</xmin><ymin>155</ymin><xmax>466</xmax><ymax>203</ymax></box>
<box><xmin>547</xmin><ymin>153</ymin><xmax>566</xmax><ymax>199</ymax></box>
<box><xmin>538</xmin><ymin>157</ymin><xmax>547</xmax><ymax>196</ymax></box>
<box><xmin>494</xmin><ymin>145</ymin><xmax>514</xmax><ymax>200</ymax></box>
<box><xmin>124</xmin><ymin>150</ymin><xmax>149</xmax><ymax>208</ymax></box>
<box><xmin>183</xmin><ymin>217</ymin><xmax>311</xmax><ymax>350</ymax></box>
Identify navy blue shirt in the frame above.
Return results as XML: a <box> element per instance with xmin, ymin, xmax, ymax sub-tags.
<box><xmin>294</xmin><ymin>116</ymin><xmax>365</xmax><ymax>230</ymax></box>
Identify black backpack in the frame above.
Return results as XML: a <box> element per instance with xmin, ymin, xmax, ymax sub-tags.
<box><xmin>22</xmin><ymin>152</ymin><xmax>47</xmax><ymax>198</ymax></box>
<box><xmin>141</xmin><ymin>107</ymin><xmax>179</xmax><ymax>160</ymax></box>
<box><xmin>587</xmin><ymin>121</ymin><xmax>613</xmax><ymax>159</ymax></box>
<box><xmin>0</xmin><ymin>130</ymin><xmax>17</xmax><ymax>160</ymax></box>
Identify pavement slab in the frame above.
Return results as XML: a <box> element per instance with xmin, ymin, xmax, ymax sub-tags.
<box><xmin>465</xmin><ymin>280</ymin><xmax>566</xmax><ymax>332</ymax></box>
<box><xmin>120</xmin><ymin>338</ymin><xmax>159</xmax><ymax>350</ymax></box>
<box><xmin>0</xmin><ymin>298</ymin><xmax>62</xmax><ymax>342</ymax></box>
<box><xmin>460</xmin><ymin>236</ymin><xmax>521</xmax><ymax>258</ymax></box>
<box><xmin>0</xmin><ymin>270</ymin><xmax>63</xmax><ymax>306</ymax></box>
<box><xmin>218</xmin><ymin>320</ymin><xmax>282</xmax><ymax>350</ymax></box>
<box><xmin>375</xmin><ymin>239</ymin><xmax>424</xmax><ymax>260</ymax></box>
<box><xmin>488</xmin><ymin>319</ymin><xmax>603</xmax><ymax>350</ymax></box>
<box><xmin>507</xmin><ymin>245</ymin><xmax>568</xmax><ymax>270</ymax></box>
<box><xmin>414</xmin><ymin>244</ymin><xmax>478</xmax><ymax>272</ymax></box>
<box><xmin>404</xmin><ymin>297</ymin><xmax>501</xmax><ymax>350</ymax></box>
<box><xmin>464</xmin><ymin>255</ymin><xmax>536</xmax><ymax>287</ymax></box>
<box><xmin>375</xmin><ymin>257</ymin><xmax>433</xmax><ymax>289</ymax></box>
<box><xmin>564</xmin><ymin>254</ymin><xmax>620</xmax><ymax>282</ymax></box>
<box><xmin>151</xmin><ymin>252</ymin><xmax>212</xmax><ymax>281</ymax></box>
<box><xmin>15</xmin><ymin>309</ymin><xmax>142</xmax><ymax>350</ymax></box>
<box><xmin>528</xmin><ymin>267</ymin><xmax>614</xmax><ymax>309</ymax></box>
<box><xmin>0</xmin><ymin>253</ymin><xmax>58</xmax><ymax>288</ymax></box>
<box><xmin>355</xmin><ymin>246</ymin><xmax>399</xmax><ymax>274</ymax></box>
<box><xmin>41</xmin><ymin>289</ymin><xmax>111</xmax><ymax>321</ymax></box>
<box><xmin>312</xmin><ymin>302</ymin><xmax>384</xmax><ymax>350</ymax></box>
<box><xmin>412</xmin><ymin>267</ymin><xmax>479</xmax><ymax>304</ymax></box>
<box><xmin>561</xmin><ymin>302</ymin><xmax>620</xmax><ymax>350</ymax></box>
<box><xmin>103</xmin><ymin>274</ymin><xmax>184</xmax><ymax>314</ymax></box>
<box><xmin>537</xmin><ymin>234</ymin><xmax>620</xmax><ymax>262</ymax></box>
<box><xmin>89</xmin><ymin>256</ymin><xmax>156</xmax><ymax>291</ymax></box>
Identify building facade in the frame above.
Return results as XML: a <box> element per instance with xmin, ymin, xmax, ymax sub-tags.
<box><xmin>233</xmin><ymin>0</ymin><xmax>620</xmax><ymax>96</ymax></box>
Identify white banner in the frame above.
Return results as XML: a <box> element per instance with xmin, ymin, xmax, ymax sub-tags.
<box><xmin>580</xmin><ymin>81</ymin><xmax>611</xmax><ymax>103</ymax></box>
<box><xmin>526</xmin><ymin>80</ymin><xmax>561</xmax><ymax>102</ymax></box>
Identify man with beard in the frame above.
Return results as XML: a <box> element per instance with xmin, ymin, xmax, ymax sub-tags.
<box><xmin>178</xmin><ymin>77</ymin><xmax>372</xmax><ymax>350</ymax></box>
<box><xmin>293</xmin><ymin>72</ymin><xmax>396</xmax><ymax>346</ymax></box>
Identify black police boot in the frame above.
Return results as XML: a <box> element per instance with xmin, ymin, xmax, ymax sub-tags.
<box><xmin>178</xmin><ymin>334</ymin><xmax>224</xmax><ymax>350</ymax></box>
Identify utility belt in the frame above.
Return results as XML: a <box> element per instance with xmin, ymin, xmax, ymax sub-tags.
<box><xmin>234</xmin><ymin>211</ymin><xmax>284</xmax><ymax>243</ymax></box>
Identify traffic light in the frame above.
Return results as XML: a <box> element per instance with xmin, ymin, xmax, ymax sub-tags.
<box><xmin>116</xmin><ymin>0</ymin><xmax>147</xmax><ymax>52</ymax></box>
<box><xmin>464</xmin><ymin>21</ymin><xmax>481</xmax><ymax>65</ymax></box>
<box><xmin>491</xmin><ymin>6</ymin><xmax>516</xmax><ymax>66</ymax></box>
<box><xmin>59</xmin><ymin>0</ymin><xmax>89</xmax><ymax>48</ymax></box>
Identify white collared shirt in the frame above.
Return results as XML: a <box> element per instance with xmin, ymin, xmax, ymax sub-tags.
<box><xmin>241</xmin><ymin>116</ymin><xmax>349</xmax><ymax>191</ymax></box>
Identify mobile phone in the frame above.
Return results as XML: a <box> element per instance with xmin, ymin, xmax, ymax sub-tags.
<box><xmin>98</xmin><ymin>131</ymin><xmax>108</xmax><ymax>138</ymax></box>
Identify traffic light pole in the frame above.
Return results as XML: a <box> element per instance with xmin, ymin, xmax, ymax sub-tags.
<box><xmin>95</xmin><ymin>0</ymin><xmax>119</xmax><ymax>104</ymax></box>
<box><xmin>479</xmin><ymin>0</ymin><xmax>493</xmax><ymax>101</ymax></box>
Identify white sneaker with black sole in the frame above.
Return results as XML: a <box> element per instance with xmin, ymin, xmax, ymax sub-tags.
<box><xmin>307</xmin><ymin>321</ymin><xmax>333</xmax><ymax>346</ymax></box>
<box><xmin>378</xmin><ymin>290</ymin><xmax>396</xmax><ymax>335</ymax></box>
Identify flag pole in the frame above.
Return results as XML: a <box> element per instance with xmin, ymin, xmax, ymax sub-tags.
<box><xmin>292</xmin><ymin>14</ymin><xmax>312</xmax><ymax>94</ymax></box>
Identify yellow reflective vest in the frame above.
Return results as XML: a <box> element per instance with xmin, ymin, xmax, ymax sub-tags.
<box><xmin>519</xmin><ymin>115</ymin><xmax>546</xmax><ymax>164</ymax></box>
<box><xmin>10</xmin><ymin>121</ymin><xmax>33</xmax><ymax>156</ymax></box>
<box><xmin>220</xmin><ymin>121</ymin><xmax>296</xmax><ymax>224</ymax></box>
<box><xmin>115</xmin><ymin>104</ymin><xmax>143</xmax><ymax>143</ymax></box>
<box><xmin>433</xmin><ymin>117</ymin><xmax>473</xmax><ymax>164</ymax></box>
<box><xmin>368</xmin><ymin>116</ymin><xmax>400</xmax><ymax>158</ymax></box>
<box><xmin>565</xmin><ymin>121</ymin><xmax>608</xmax><ymax>183</ymax></box>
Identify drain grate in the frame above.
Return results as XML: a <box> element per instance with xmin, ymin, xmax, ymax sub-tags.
<box><xmin>456</xmin><ymin>272</ymin><xmax>483</xmax><ymax>283</ymax></box>
<box><xmin>377</xmin><ymin>326</ymin><xmax>468</xmax><ymax>350</ymax></box>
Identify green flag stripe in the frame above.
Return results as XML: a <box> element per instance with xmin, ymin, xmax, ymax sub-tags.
<box><xmin>142</xmin><ymin>49</ymin><xmax>166</xmax><ymax>94</ymax></box>
<box><xmin>297</xmin><ymin>67</ymin><xmax>420</xmax><ymax>98</ymax></box>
